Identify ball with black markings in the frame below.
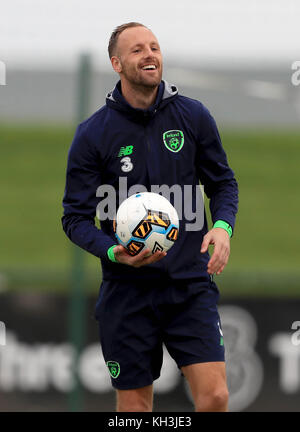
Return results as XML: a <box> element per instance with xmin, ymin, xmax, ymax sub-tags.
<box><xmin>114</xmin><ymin>192</ymin><xmax>179</xmax><ymax>256</ymax></box>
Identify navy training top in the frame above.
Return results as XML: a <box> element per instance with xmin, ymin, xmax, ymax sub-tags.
<box><xmin>62</xmin><ymin>80</ymin><xmax>238</xmax><ymax>281</ymax></box>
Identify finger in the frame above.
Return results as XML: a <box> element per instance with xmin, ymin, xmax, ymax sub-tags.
<box><xmin>208</xmin><ymin>252</ymin><xmax>225</xmax><ymax>274</ymax></box>
<box><xmin>216</xmin><ymin>264</ymin><xmax>226</xmax><ymax>275</ymax></box>
<box><xmin>211</xmin><ymin>242</ymin><xmax>229</xmax><ymax>265</ymax></box>
<box><xmin>216</xmin><ymin>255</ymin><xmax>229</xmax><ymax>274</ymax></box>
<box><xmin>207</xmin><ymin>244</ymin><xmax>223</xmax><ymax>271</ymax></box>
<box><xmin>208</xmin><ymin>261</ymin><xmax>221</xmax><ymax>274</ymax></box>
<box><xmin>210</xmin><ymin>248</ymin><xmax>229</xmax><ymax>274</ymax></box>
<box><xmin>137</xmin><ymin>248</ymin><xmax>152</xmax><ymax>259</ymax></box>
<box><xmin>130</xmin><ymin>248</ymin><xmax>152</xmax><ymax>264</ymax></box>
<box><xmin>114</xmin><ymin>245</ymin><xmax>127</xmax><ymax>255</ymax></box>
<box><xmin>141</xmin><ymin>250</ymin><xmax>167</xmax><ymax>266</ymax></box>
<box><xmin>131</xmin><ymin>249</ymin><xmax>166</xmax><ymax>268</ymax></box>
<box><xmin>113</xmin><ymin>245</ymin><xmax>130</xmax><ymax>261</ymax></box>
<box><xmin>201</xmin><ymin>235</ymin><xmax>211</xmax><ymax>253</ymax></box>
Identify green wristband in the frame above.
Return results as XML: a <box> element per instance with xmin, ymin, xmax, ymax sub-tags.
<box><xmin>213</xmin><ymin>220</ymin><xmax>233</xmax><ymax>238</ymax></box>
<box><xmin>107</xmin><ymin>245</ymin><xmax>118</xmax><ymax>263</ymax></box>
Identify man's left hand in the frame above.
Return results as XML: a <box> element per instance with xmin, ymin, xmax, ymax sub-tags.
<box><xmin>200</xmin><ymin>228</ymin><xmax>230</xmax><ymax>275</ymax></box>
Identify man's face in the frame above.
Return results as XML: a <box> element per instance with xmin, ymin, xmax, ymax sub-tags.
<box><xmin>112</xmin><ymin>26</ymin><xmax>163</xmax><ymax>89</ymax></box>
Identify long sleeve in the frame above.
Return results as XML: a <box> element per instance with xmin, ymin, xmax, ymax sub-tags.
<box><xmin>61</xmin><ymin>123</ymin><xmax>116</xmax><ymax>259</ymax></box>
<box><xmin>196</xmin><ymin>105</ymin><xmax>239</xmax><ymax>232</ymax></box>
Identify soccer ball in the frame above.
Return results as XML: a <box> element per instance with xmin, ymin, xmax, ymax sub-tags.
<box><xmin>114</xmin><ymin>192</ymin><xmax>179</xmax><ymax>256</ymax></box>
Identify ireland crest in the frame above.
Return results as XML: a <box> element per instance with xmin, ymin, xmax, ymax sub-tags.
<box><xmin>163</xmin><ymin>130</ymin><xmax>184</xmax><ymax>153</ymax></box>
<box><xmin>106</xmin><ymin>361</ymin><xmax>120</xmax><ymax>379</ymax></box>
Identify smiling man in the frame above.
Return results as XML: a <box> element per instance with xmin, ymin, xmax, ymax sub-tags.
<box><xmin>108</xmin><ymin>24</ymin><xmax>163</xmax><ymax>109</ymax></box>
<box><xmin>62</xmin><ymin>22</ymin><xmax>238</xmax><ymax>412</ymax></box>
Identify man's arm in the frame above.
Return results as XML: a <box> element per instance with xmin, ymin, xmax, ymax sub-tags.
<box><xmin>62</xmin><ymin>123</ymin><xmax>166</xmax><ymax>266</ymax></box>
<box><xmin>61</xmin><ymin>123</ymin><xmax>116</xmax><ymax>260</ymax></box>
<box><xmin>196</xmin><ymin>104</ymin><xmax>239</xmax><ymax>274</ymax></box>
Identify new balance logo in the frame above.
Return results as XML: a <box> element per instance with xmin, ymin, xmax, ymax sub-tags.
<box><xmin>118</xmin><ymin>145</ymin><xmax>133</xmax><ymax>157</ymax></box>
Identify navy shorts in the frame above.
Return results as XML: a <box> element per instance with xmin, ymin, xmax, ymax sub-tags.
<box><xmin>95</xmin><ymin>277</ymin><xmax>225</xmax><ymax>390</ymax></box>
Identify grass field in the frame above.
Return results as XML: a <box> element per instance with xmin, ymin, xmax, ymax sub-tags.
<box><xmin>0</xmin><ymin>124</ymin><xmax>300</xmax><ymax>296</ymax></box>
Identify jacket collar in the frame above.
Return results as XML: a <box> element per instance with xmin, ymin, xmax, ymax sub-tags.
<box><xmin>106</xmin><ymin>80</ymin><xmax>178</xmax><ymax>121</ymax></box>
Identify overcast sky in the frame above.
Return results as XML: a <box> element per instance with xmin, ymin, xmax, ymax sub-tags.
<box><xmin>1</xmin><ymin>0</ymin><xmax>299</xmax><ymax>70</ymax></box>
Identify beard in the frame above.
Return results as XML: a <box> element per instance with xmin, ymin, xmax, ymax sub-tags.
<box><xmin>120</xmin><ymin>61</ymin><xmax>162</xmax><ymax>90</ymax></box>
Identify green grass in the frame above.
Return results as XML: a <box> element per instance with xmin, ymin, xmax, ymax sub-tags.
<box><xmin>221</xmin><ymin>129</ymin><xmax>300</xmax><ymax>274</ymax></box>
<box><xmin>0</xmin><ymin>124</ymin><xmax>74</xmax><ymax>268</ymax></box>
<box><xmin>0</xmin><ymin>124</ymin><xmax>299</xmax><ymax>296</ymax></box>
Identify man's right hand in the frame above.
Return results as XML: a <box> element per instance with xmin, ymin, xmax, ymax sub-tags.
<box><xmin>113</xmin><ymin>245</ymin><xmax>167</xmax><ymax>268</ymax></box>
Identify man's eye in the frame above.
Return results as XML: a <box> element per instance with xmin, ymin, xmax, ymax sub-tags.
<box><xmin>133</xmin><ymin>49</ymin><xmax>140</xmax><ymax>53</ymax></box>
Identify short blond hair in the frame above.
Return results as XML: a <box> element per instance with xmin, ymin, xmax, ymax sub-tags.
<box><xmin>108</xmin><ymin>22</ymin><xmax>147</xmax><ymax>58</ymax></box>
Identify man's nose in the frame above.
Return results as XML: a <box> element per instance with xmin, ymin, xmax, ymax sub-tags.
<box><xmin>144</xmin><ymin>46</ymin><xmax>155</xmax><ymax>58</ymax></box>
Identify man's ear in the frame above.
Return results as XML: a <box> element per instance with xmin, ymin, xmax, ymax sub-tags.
<box><xmin>111</xmin><ymin>56</ymin><xmax>122</xmax><ymax>74</ymax></box>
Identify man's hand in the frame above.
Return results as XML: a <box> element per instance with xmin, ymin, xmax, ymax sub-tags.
<box><xmin>200</xmin><ymin>228</ymin><xmax>230</xmax><ymax>275</ymax></box>
<box><xmin>113</xmin><ymin>245</ymin><xmax>167</xmax><ymax>268</ymax></box>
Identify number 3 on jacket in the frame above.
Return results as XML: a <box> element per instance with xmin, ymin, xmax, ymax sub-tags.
<box><xmin>120</xmin><ymin>156</ymin><xmax>133</xmax><ymax>172</ymax></box>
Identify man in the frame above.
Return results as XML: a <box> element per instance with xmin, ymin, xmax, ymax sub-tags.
<box><xmin>62</xmin><ymin>22</ymin><xmax>238</xmax><ymax>412</ymax></box>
